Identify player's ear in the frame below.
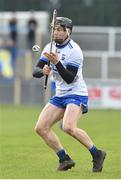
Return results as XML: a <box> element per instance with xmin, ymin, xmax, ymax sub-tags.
<box><xmin>66</xmin><ymin>28</ymin><xmax>71</xmax><ymax>36</ymax></box>
<box><xmin>68</xmin><ymin>28</ymin><xmax>72</xmax><ymax>35</ymax></box>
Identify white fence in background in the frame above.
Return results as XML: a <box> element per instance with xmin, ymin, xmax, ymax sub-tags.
<box><xmin>83</xmin><ymin>52</ymin><xmax>121</xmax><ymax>80</ymax></box>
<box><xmin>73</xmin><ymin>26</ymin><xmax>121</xmax><ymax>52</ymax></box>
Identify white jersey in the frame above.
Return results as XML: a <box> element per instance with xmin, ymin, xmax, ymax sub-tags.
<box><xmin>39</xmin><ymin>39</ymin><xmax>88</xmax><ymax>97</ymax></box>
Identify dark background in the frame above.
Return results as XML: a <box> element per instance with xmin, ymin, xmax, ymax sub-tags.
<box><xmin>0</xmin><ymin>0</ymin><xmax>121</xmax><ymax>26</ymax></box>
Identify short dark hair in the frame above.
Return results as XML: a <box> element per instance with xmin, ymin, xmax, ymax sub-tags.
<box><xmin>56</xmin><ymin>17</ymin><xmax>73</xmax><ymax>31</ymax></box>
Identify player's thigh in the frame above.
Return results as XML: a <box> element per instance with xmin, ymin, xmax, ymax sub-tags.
<box><xmin>63</xmin><ymin>104</ymin><xmax>83</xmax><ymax>128</ymax></box>
<box><xmin>36</xmin><ymin>103</ymin><xmax>65</xmax><ymax>128</ymax></box>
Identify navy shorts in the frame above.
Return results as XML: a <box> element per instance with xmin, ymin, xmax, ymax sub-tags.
<box><xmin>49</xmin><ymin>94</ymin><xmax>88</xmax><ymax>114</ymax></box>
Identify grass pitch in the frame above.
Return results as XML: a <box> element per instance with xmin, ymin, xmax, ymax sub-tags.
<box><xmin>0</xmin><ymin>104</ymin><xmax>121</xmax><ymax>179</ymax></box>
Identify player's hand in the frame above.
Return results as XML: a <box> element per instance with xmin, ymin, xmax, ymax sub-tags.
<box><xmin>44</xmin><ymin>52</ymin><xmax>59</xmax><ymax>64</ymax></box>
<box><xmin>43</xmin><ymin>65</ymin><xmax>51</xmax><ymax>75</ymax></box>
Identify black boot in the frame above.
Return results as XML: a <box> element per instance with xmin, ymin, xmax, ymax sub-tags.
<box><xmin>57</xmin><ymin>155</ymin><xmax>75</xmax><ymax>171</ymax></box>
<box><xmin>92</xmin><ymin>150</ymin><xmax>106</xmax><ymax>172</ymax></box>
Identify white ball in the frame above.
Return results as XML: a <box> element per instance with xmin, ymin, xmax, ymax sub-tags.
<box><xmin>32</xmin><ymin>45</ymin><xmax>40</xmax><ymax>52</ymax></box>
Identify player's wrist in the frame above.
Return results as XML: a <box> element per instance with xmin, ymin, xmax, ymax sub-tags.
<box><xmin>55</xmin><ymin>60</ymin><xmax>60</xmax><ymax>65</ymax></box>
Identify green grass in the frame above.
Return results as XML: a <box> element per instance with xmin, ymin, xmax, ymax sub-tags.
<box><xmin>0</xmin><ymin>104</ymin><xmax>121</xmax><ymax>179</ymax></box>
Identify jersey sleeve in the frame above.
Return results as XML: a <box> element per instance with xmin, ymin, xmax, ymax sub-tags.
<box><xmin>66</xmin><ymin>46</ymin><xmax>83</xmax><ymax>68</ymax></box>
<box><xmin>39</xmin><ymin>44</ymin><xmax>50</xmax><ymax>63</ymax></box>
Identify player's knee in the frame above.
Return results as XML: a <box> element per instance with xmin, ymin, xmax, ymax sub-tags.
<box><xmin>34</xmin><ymin>124</ymin><xmax>41</xmax><ymax>134</ymax></box>
<box><xmin>35</xmin><ymin>124</ymin><xmax>48</xmax><ymax>137</ymax></box>
<box><xmin>63</xmin><ymin>124</ymin><xmax>75</xmax><ymax>135</ymax></box>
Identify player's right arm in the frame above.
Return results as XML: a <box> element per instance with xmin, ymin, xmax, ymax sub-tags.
<box><xmin>32</xmin><ymin>60</ymin><xmax>47</xmax><ymax>78</ymax></box>
<box><xmin>32</xmin><ymin>44</ymin><xmax>51</xmax><ymax>78</ymax></box>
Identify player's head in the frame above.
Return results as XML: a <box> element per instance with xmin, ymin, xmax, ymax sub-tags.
<box><xmin>53</xmin><ymin>17</ymin><xmax>73</xmax><ymax>44</ymax></box>
<box><xmin>56</xmin><ymin>17</ymin><xmax>73</xmax><ymax>32</ymax></box>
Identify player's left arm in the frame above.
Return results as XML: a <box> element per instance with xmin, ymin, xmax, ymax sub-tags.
<box><xmin>55</xmin><ymin>62</ymin><xmax>78</xmax><ymax>84</ymax></box>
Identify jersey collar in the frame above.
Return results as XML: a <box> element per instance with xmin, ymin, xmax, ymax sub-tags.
<box><xmin>55</xmin><ymin>39</ymin><xmax>71</xmax><ymax>49</ymax></box>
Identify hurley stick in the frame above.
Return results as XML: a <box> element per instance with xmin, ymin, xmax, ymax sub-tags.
<box><xmin>44</xmin><ymin>9</ymin><xmax>57</xmax><ymax>89</ymax></box>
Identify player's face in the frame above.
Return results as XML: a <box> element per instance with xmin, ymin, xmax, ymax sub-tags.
<box><xmin>53</xmin><ymin>25</ymin><xmax>68</xmax><ymax>44</ymax></box>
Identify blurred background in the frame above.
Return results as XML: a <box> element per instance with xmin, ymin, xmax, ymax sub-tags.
<box><xmin>0</xmin><ymin>0</ymin><xmax>121</xmax><ymax>109</ymax></box>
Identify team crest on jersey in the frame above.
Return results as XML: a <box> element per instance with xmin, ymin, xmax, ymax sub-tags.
<box><xmin>61</xmin><ymin>54</ymin><xmax>66</xmax><ymax>61</ymax></box>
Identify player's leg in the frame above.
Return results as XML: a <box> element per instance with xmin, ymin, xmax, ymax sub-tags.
<box><xmin>35</xmin><ymin>102</ymin><xmax>75</xmax><ymax>171</ymax></box>
<box><xmin>62</xmin><ymin>103</ymin><xmax>94</xmax><ymax>148</ymax></box>
<box><xmin>35</xmin><ymin>103</ymin><xmax>65</xmax><ymax>152</ymax></box>
<box><xmin>62</xmin><ymin>103</ymin><xmax>106</xmax><ymax>172</ymax></box>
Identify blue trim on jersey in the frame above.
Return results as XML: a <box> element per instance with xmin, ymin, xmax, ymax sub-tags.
<box><xmin>39</xmin><ymin>57</ymin><xmax>48</xmax><ymax>63</ymax></box>
<box><xmin>49</xmin><ymin>95</ymin><xmax>88</xmax><ymax>114</ymax></box>
<box><xmin>68</xmin><ymin>42</ymin><xmax>73</xmax><ymax>49</ymax></box>
<box><xmin>56</xmin><ymin>39</ymin><xmax>71</xmax><ymax>49</ymax></box>
<box><xmin>67</xmin><ymin>62</ymin><xmax>80</xmax><ymax>68</ymax></box>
